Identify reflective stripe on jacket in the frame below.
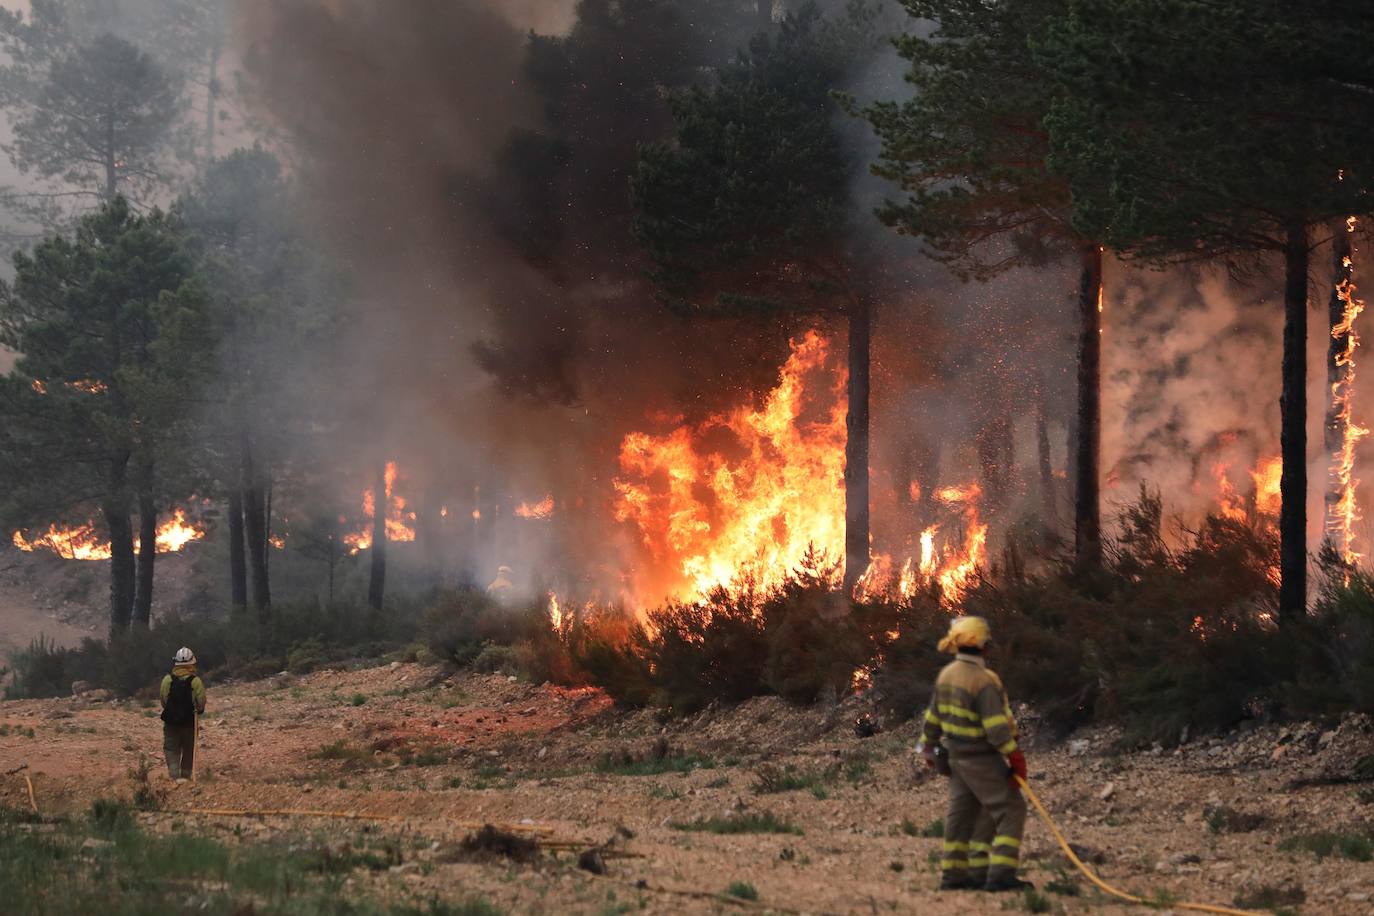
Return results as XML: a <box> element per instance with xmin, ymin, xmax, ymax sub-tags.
<box><xmin>921</xmin><ymin>652</ymin><xmax>1017</xmax><ymax>755</ymax></box>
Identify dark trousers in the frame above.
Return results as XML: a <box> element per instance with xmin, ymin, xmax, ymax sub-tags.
<box><xmin>943</xmin><ymin>750</ymin><xmax>1027</xmax><ymax>886</ymax></box>
<box><xmin>163</xmin><ymin>722</ymin><xmax>196</xmax><ymax>779</ymax></box>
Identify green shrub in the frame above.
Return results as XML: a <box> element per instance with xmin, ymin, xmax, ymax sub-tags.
<box><xmin>877</xmin><ymin>490</ymin><xmax>1286</xmax><ymax>743</ymax></box>
<box><xmin>671</xmin><ymin>811</ymin><xmax>802</xmax><ymax>835</ymax></box>
<box><xmin>1278</xmin><ymin>830</ymin><xmax>1374</xmax><ymax>861</ymax></box>
<box><xmin>725</xmin><ymin>881</ymin><xmax>758</xmax><ymax>901</ymax></box>
<box><xmin>1234</xmin><ymin>883</ymin><xmax>1305</xmax><ymax>910</ymax></box>
<box><xmin>752</xmin><ymin>763</ymin><xmax>837</xmax><ymax>795</ymax></box>
<box><xmin>471</xmin><ymin>643</ymin><xmax>520</xmax><ymax>675</ymax></box>
<box><xmin>596</xmin><ymin>741</ymin><xmax>714</xmax><ymax>776</ymax></box>
<box><xmin>5</xmin><ymin>599</ymin><xmax>426</xmax><ymax>700</ymax></box>
<box><xmin>421</xmin><ymin>589</ymin><xmax>518</xmax><ymax>666</ymax></box>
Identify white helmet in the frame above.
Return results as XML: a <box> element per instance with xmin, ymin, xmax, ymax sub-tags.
<box><xmin>174</xmin><ymin>647</ymin><xmax>196</xmax><ymax>665</ymax></box>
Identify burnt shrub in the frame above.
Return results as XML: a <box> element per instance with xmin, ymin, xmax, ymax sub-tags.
<box><xmin>644</xmin><ymin>584</ymin><xmax>768</xmax><ymax>713</ymax></box>
<box><xmin>1290</xmin><ymin>549</ymin><xmax>1374</xmax><ymax>716</ymax></box>
<box><xmin>564</xmin><ymin>606</ymin><xmax>653</xmax><ymax>705</ymax></box>
<box><xmin>5</xmin><ymin>599</ymin><xmax>425</xmax><ymax>699</ymax></box>
<box><xmin>761</xmin><ymin>555</ymin><xmax>875</xmax><ymax>704</ymax></box>
<box><xmin>421</xmin><ymin>588</ymin><xmax>521</xmax><ymax>666</ymax></box>
<box><xmin>631</xmin><ymin>550</ymin><xmax>893</xmax><ymax>713</ymax></box>
<box><xmin>875</xmin><ymin>489</ymin><xmax>1285</xmax><ymax>744</ymax></box>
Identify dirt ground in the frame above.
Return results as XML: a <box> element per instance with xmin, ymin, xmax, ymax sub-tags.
<box><xmin>2</xmin><ymin>661</ymin><xmax>1373</xmax><ymax>915</ymax></box>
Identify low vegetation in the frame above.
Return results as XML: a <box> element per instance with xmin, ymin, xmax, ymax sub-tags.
<box><xmin>671</xmin><ymin>811</ymin><xmax>803</xmax><ymax>835</ymax></box>
<box><xmin>11</xmin><ymin>493</ymin><xmax>1374</xmax><ymax>751</ymax></box>
<box><xmin>1278</xmin><ymin>829</ymin><xmax>1374</xmax><ymax>862</ymax></box>
<box><xmin>0</xmin><ymin>801</ymin><xmax>500</xmax><ymax>915</ymax></box>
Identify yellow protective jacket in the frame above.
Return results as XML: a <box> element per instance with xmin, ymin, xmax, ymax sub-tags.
<box><xmin>160</xmin><ymin>664</ymin><xmax>206</xmax><ymax>715</ymax></box>
<box><xmin>921</xmin><ymin>651</ymin><xmax>1018</xmax><ymax>755</ymax></box>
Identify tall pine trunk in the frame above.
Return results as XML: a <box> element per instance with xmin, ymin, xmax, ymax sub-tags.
<box><xmin>1324</xmin><ymin>217</ymin><xmax>1355</xmax><ymax>552</ymax></box>
<box><xmin>241</xmin><ymin>439</ymin><xmax>271</xmax><ymax>617</ymax></box>
<box><xmin>105</xmin><ymin>505</ymin><xmax>135</xmax><ymax>637</ymax></box>
<box><xmin>368</xmin><ymin>462</ymin><xmax>388</xmax><ymax>610</ymax></box>
<box><xmin>204</xmin><ymin>38</ymin><xmax>221</xmax><ymax>163</ymax></box>
<box><xmin>104</xmin><ymin>450</ymin><xmax>135</xmax><ymax>636</ymax></box>
<box><xmin>1279</xmin><ymin>222</ymin><xmax>1310</xmax><ymax>623</ymax></box>
<box><xmin>1036</xmin><ymin>377</ymin><xmax>1057</xmax><ymax>527</ymax></box>
<box><xmin>757</xmin><ymin>0</ymin><xmax>772</xmax><ymax>31</ymax></box>
<box><xmin>133</xmin><ymin>488</ymin><xmax>156</xmax><ymax>627</ymax></box>
<box><xmin>843</xmin><ymin>297</ymin><xmax>871</xmax><ymax>594</ymax></box>
<box><xmin>1074</xmin><ymin>243</ymin><xmax>1103</xmax><ymax>571</ymax></box>
<box><xmin>227</xmin><ymin>488</ymin><xmax>248</xmax><ymax>612</ymax></box>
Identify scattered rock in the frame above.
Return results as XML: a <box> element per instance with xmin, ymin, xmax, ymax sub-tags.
<box><xmin>1068</xmin><ymin>739</ymin><xmax>1091</xmax><ymax>757</ymax></box>
<box><xmin>577</xmin><ymin>848</ymin><xmax>607</xmax><ymax>875</ymax></box>
<box><xmin>1068</xmin><ymin>844</ymin><xmax>1107</xmax><ymax>865</ymax></box>
<box><xmin>1098</xmin><ymin>782</ymin><xmax>1115</xmax><ymax>801</ymax></box>
<box><xmin>70</xmin><ymin>680</ymin><xmax>92</xmax><ymax>696</ymax></box>
<box><xmin>1167</xmin><ymin>852</ymin><xmax>1201</xmax><ymax>866</ymax></box>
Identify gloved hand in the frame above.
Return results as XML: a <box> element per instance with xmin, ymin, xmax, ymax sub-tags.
<box><xmin>1007</xmin><ymin>750</ymin><xmax>1027</xmax><ymax>788</ymax></box>
<box><xmin>917</xmin><ymin>742</ymin><xmax>937</xmax><ymax>769</ymax></box>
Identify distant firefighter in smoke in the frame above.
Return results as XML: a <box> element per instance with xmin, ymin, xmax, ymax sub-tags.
<box><xmin>918</xmin><ymin>616</ymin><xmax>1031</xmax><ymax>893</ymax></box>
<box><xmin>487</xmin><ymin>565</ymin><xmax>515</xmax><ymax>597</ymax></box>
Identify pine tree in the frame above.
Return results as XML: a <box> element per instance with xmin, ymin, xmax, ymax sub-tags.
<box><xmin>633</xmin><ymin>3</ymin><xmax>882</xmax><ymax>593</ymax></box>
<box><xmin>1035</xmin><ymin>0</ymin><xmax>1374</xmax><ymax>621</ymax></box>
<box><xmin>0</xmin><ymin>13</ymin><xmax>183</xmax><ymax>221</ymax></box>
<box><xmin>0</xmin><ymin>198</ymin><xmax>210</xmax><ymax>634</ymax></box>
<box><xmin>856</xmin><ymin>0</ymin><xmax>1105</xmax><ymax>569</ymax></box>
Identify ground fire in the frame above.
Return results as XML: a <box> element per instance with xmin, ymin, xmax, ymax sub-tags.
<box><xmin>10</xmin><ymin>509</ymin><xmax>205</xmax><ymax>560</ymax></box>
<box><xmin>344</xmin><ymin>461</ymin><xmax>417</xmax><ymax>554</ymax></box>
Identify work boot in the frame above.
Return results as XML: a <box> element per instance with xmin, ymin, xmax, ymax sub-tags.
<box><xmin>938</xmin><ymin>874</ymin><xmax>979</xmax><ymax>891</ymax></box>
<box><xmin>983</xmin><ymin>875</ymin><xmax>1035</xmax><ymax>893</ymax></box>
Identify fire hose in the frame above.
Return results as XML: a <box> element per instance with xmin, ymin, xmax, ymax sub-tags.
<box><xmin>1015</xmin><ymin>776</ymin><xmax>1259</xmax><ymax>916</ymax></box>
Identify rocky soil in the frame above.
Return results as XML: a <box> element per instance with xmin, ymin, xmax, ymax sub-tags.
<box><xmin>3</xmin><ymin>661</ymin><xmax>1373</xmax><ymax>914</ymax></box>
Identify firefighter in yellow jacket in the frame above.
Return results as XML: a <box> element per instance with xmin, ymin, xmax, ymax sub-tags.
<box><xmin>159</xmin><ymin>647</ymin><xmax>206</xmax><ymax>781</ymax></box>
<box><xmin>919</xmin><ymin>616</ymin><xmax>1031</xmax><ymax>892</ymax></box>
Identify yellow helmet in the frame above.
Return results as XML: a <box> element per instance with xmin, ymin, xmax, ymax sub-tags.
<box><xmin>937</xmin><ymin>616</ymin><xmax>990</xmax><ymax>654</ymax></box>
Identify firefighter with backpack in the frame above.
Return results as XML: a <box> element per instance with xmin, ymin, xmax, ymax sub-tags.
<box><xmin>160</xmin><ymin>647</ymin><xmax>206</xmax><ymax>782</ymax></box>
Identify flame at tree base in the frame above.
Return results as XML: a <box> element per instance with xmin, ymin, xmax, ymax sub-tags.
<box><xmin>11</xmin><ymin>508</ymin><xmax>205</xmax><ymax>561</ymax></box>
<box><xmin>612</xmin><ymin>330</ymin><xmax>991</xmax><ymax>607</ymax></box>
<box><xmin>344</xmin><ymin>461</ymin><xmax>417</xmax><ymax>554</ymax></box>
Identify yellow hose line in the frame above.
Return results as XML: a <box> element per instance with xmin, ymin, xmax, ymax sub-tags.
<box><xmin>1016</xmin><ymin>776</ymin><xmax>1258</xmax><ymax>916</ymax></box>
<box><xmin>24</xmin><ymin>774</ymin><xmax>38</xmax><ymax>815</ymax></box>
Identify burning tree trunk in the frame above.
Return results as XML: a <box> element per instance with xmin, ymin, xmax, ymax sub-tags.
<box><xmin>227</xmin><ymin>488</ymin><xmax>247</xmax><ymax>612</ymax></box>
<box><xmin>1324</xmin><ymin>216</ymin><xmax>1366</xmax><ymax>563</ymax></box>
<box><xmin>368</xmin><ymin>461</ymin><xmax>387</xmax><ymax>610</ymax></box>
<box><xmin>133</xmin><ymin>487</ymin><xmax>156</xmax><ymax>628</ymax></box>
<box><xmin>241</xmin><ymin>440</ymin><xmax>271</xmax><ymax>617</ymax></box>
<box><xmin>843</xmin><ymin>296</ymin><xmax>871</xmax><ymax>595</ymax></box>
<box><xmin>1279</xmin><ymin>222</ymin><xmax>1310</xmax><ymax>623</ymax></box>
<box><xmin>1074</xmin><ymin>243</ymin><xmax>1104</xmax><ymax>571</ymax></box>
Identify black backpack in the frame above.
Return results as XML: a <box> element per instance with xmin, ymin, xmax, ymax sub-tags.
<box><xmin>161</xmin><ymin>674</ymin><xmax>196</xmax><ymax>727</ymax></box>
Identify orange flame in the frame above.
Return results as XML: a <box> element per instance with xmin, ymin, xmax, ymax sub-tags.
<box><xmin>515</xmin><ymin>496</ymin><xmax>555</xmax><ymax>519</ymax></box>
<box><xmin>344</xmin><ymin>461</ymin><xmax>417</xmax><ymax>554</ymax></box>
<box><xmin>857</xmin><ymin>482</ymin><xmax>988</xmax><ymax>605</ymax></box>
<box><xmin>1327</xmin><ymin>217</ymin><xmax>1368</xmax><ymax>564</ymax></box>
<box><xmin>11</xmin><ymin>508</ymin><xmax>204</xmax><ymax>560</ymax></box>
<box><xmin>613</xmin><ymin>330</ymin><xmax>848</xmax><ymax>602</ymax></box>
